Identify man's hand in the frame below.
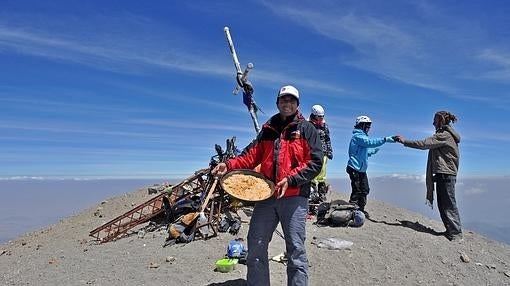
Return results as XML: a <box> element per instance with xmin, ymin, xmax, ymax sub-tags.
<box><xmin>393</xmin><ymin>135</ymin><xmax>404</xmax><ymax>143</ymax></box>
<box><xmin>275</xmin><ymin>177</ymin><xmax>289</xmax><ymax>199</ymax></box>
<box><xmin>212</xmin><ymin>162</ymin><xmax>228</xmax><ymax>176</ymax></box>
<box><xmin>326</xmin><ymin>152</ymin><xmax>333</xmax><ymax>160</ymax></box>
<box><xmin>385</xmin><ymin>136</ymin><xmax>396</xmax><ymax>143</ymax></box>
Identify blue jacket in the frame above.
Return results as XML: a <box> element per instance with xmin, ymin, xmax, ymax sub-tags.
<box><xmin>347</xmin><ymin>128</ymin><xmax>388</xmax><ymax>172</ymax></box>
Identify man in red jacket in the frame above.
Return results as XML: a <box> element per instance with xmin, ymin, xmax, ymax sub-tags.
<box><xmin>213</xmin><ymin>85</ymin><xmax>323</xmax><ymax>286</ymax></box>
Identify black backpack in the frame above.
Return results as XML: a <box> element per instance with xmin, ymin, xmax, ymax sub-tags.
<box><xmin>316</xmin><ymin>199</ymin><xmax>358</xmax><ymax>227</ymax></box>
<box><xmin>162</xmin><ymin>195</ymin><xmax>201</xmax><ymax>223</ymax></box>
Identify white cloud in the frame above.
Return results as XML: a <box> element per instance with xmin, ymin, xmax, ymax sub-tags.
<box><xmin>0</xmin><ymin>176</ymin><xmax>45</xmax><ymax>181</ymax></box>
<box><xmin>477</xmin><ymin>49</ymin><xmax>510</xmax><ymax>81</ymax></box>
<box><xmin>0</xmin><ymin>25</ymin><xmax>231</xmax><ymax>76</ymax></box>
<box><xmin>262</xmin><ymin>1</ymin><xmax>510</xmax><ymax>101</ymax></box>
<box><xmin>463</xmin><ymin>187</ymin><xmax>487</xmax><ymax>195</ymax></box>
<box><xmin>379</xmin><ymin>173</ymin><xmax>426</xmax><ymax>182</ymax></box>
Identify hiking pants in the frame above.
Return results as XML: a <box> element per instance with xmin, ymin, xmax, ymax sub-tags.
<box><xmin>435</xmin><ymin>174</ymin><xmax>462</xmax><ymax>237</ymax></box>
<box><xmin>247</xmin><ymin>196</ymin><xmax>309</xmax><ymax>286</ymax></box>
<box><xmin>346</xmin><ymin>166</ymin><xmax>370</xmax><ymax>211</ymax></box>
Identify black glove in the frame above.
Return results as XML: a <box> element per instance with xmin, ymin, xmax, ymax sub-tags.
<box><xmin>229</xmin><ymin>219</ymin><xmax>241</xmax><ymax>235</ymax></box>
<box><xmin>218</xmin><ymin>217</ymin><xmax>230</xmax><ymax>232</ymax></box>
<box><xmin>327</xmin><ymin>152</ymin><xmax>333</xmax><ymax>160</ymax></box>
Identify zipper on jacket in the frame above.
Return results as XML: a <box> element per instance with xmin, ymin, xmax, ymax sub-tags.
<box><xmin>273</xmin><ymin>138</ymin><xmax>280</xmax><ymax>183</ymax></box>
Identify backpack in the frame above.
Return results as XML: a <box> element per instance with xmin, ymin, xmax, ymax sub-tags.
<box><xmin>316</xmin><ymin>199</ymin><xmax>363</xmax><ymax>227</ymax></box>
<box><xmin>168</xmin><ymin>212</ymin><xmax>200</xmax><ymax>243</ymax></box>
<box><xmin>163</xmin><ymin>195</ymin><xmax>201</xmax><ymax>223</ymax></box>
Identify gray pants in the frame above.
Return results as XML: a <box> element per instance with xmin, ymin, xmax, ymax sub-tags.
<box><xmin>435</xmin><ymin>174</ymin><xmax>462</xmax><ymax>237</ymax></box>
<box><xmin>247</xmin><ymin>196</ymin><xmax>309</xmax><ymax>286</ymax></box>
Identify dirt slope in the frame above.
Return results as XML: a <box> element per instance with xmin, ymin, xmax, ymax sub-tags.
<box><xmin>1</xmin><ymin>188</ymin><xmax>509</xmax><ymax>286</ymax></box>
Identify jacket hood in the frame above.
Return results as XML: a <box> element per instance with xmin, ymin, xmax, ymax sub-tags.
<box><xmin>352</xmin><ymin>128</ymin><xmax>366</xmax><ymax>135</ymax></box>
<box><xmin>444</xmin><ymin>125</ymin><xmax>461</xmax><ymax>143</ymax></box>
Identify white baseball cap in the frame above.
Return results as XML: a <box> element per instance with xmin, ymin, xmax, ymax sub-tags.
<box><xmin>278</xmin><ymin>85</ymin><xmax>300</xmax><ymax>100</ymax></box>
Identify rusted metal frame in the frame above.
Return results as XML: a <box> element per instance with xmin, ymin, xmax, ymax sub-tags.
<box><xmin>89</xmin><ymin>192</ymin><xmax>166</xmax><ymax>242</ymax></box>
<box><xmin>89</xmin><ymin>169</ymin><xmax>211</xmax><ymax>243</ymax></box>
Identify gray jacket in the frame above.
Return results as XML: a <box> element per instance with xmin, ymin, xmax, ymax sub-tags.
<box><xmin>402</xmin><ymin>125</ymin><xmax>461</xmax><ymax>206</ymax></box>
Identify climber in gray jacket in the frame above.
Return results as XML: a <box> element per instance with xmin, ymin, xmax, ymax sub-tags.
<box><xmin>395</xmin><ymin>110</ymin><xmax>462</xmax><ymax>241</ymax></box>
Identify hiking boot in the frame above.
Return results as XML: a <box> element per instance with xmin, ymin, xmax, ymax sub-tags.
<box><xmin>446</xmin><ymin>233</ymin><xmax>463</xmax><ymax>242</ymax></box>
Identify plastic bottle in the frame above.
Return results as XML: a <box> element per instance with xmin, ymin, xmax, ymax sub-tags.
<box><xmin>197</xmin><ymin>212</ymin><xmax>209</xmax><ymax>237</ymax></box>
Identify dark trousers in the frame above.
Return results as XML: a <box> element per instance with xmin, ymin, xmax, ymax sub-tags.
<box><xmin>346</xmin><ymin>166</ymin><xmax>370</xmax><ymax>211</ymax></box>
<box><xmin>435</xmin><ymin>174</ymin><xmax>462</xmax><ymax>236</ymax></box>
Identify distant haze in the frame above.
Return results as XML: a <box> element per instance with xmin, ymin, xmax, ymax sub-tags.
<box><xmin>1</xmin><ymin>176</ymin><xmax>509</xmax><ymax>245</ymax></box>
<box><xmin>0</xmin><ymin>179</ymin><xmax>159</xmax><ymax>243</ymax></box>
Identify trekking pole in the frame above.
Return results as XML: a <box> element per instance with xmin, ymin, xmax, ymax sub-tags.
<box><xmin>224</xmin><ymin>26</ymin><xmax>261</xmax><ymax>134</ymax></box>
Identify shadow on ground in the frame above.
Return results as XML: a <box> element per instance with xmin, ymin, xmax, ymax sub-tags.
<box><xmin>207</xmin><ymin>278</ymin><xmax>247</xmax><ymax>286</ymax></box>
<box><xmin>368</xmin><ymin>217</ymin><xmax>445</xmax><ymax>237</ymax></box>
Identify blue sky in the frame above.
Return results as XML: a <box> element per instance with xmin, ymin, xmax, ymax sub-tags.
<box><xmin>1</xmin><ymin>0</ymin><xmax>510</xmax><ymax>180</ymax></box>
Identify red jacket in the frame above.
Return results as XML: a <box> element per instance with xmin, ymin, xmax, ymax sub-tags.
<box><xmin>226</xmin><ymin>112</ymin><xmax>323</xmax><ymax>198</ymax></box>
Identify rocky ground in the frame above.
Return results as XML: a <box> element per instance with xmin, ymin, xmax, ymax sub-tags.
<box><xmin>1</xmin><ymin>188</ymin><xmax>509</xmax><ymax>286</ymax></box>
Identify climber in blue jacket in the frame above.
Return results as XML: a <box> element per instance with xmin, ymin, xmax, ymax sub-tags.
<box><xmin>346</xmin><ymin>115</ymin><xmax>397</xmax><ymax>218</ymax></box>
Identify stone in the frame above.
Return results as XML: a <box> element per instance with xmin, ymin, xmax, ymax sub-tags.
<box><xmin>460</xmin><ymin>253</ymin><xmax>470</xmax><ymax>263</ymax></box>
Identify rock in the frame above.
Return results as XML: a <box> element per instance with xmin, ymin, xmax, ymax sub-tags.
<box><xmin>149</xmin><ymin>262</ymin><xmax>160</xmax><ymax>268</ymax></box>
<box><xmin>166</xmin><ymin>256</ymin><xmax>175</xmax><ymax>263</ymax></box>
<box><xmin>504</xmin><ymin>271</ymin><xmax>510</xmax><ymax>277</ymax></box>
<box><xmin>93</xmin><ymin>208</ymin><xmax>102</xmax><ymax>217</ymax></box>
<box><xmin>460</xmin><ymin>253</ymin><xmax>470</xmax><ymax>263</ymax></box>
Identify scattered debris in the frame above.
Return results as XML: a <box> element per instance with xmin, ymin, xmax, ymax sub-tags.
<box><xmin>89</xmin><ymin>137</ymin><xmax>243</xmax><ymax>247</ymax></box>
<box><xmin>504</xmin><ymin>271</ymin><xmax>510</xmax><ymax>278</ymax></box>
<box><xmin>147</xmin><ymin>184</ymin><xmax>172</xmax><ymax>195</ymax></box>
